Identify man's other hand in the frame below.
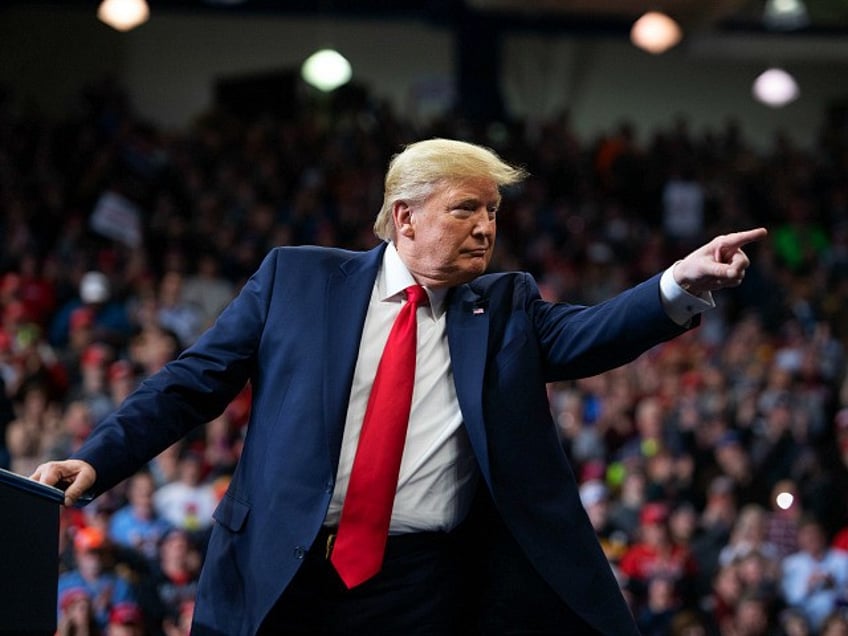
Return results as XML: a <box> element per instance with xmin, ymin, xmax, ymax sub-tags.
<box><xmin>31</xmin><ymin>460</ymin><xmax>96</xmax><ymax>507</ymax></box>
<box><xmin>673</xmin><ymin>228</ymin><xmax>768</xmax><ymax>296</ymax></box>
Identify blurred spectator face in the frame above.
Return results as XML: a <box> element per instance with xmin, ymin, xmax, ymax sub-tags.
<box><xmin>555</xmin><ymin>390</ymin><xmax>583</xmax><ymax>440</ymax></box>
<box><xmin>68</xmin><ymin>307</ymin><xmax>95</xmax><ymax>350</ymax></box>
<box><xmin>178</xmin><ymin>451</ymin><xmax>204</xmax><ymax>485</ymax></box>
<box><xmin>764</xmin><ymin>400</ymin><xmax>793</xmax><ymax>441</ymax></box>
<box><xmin>63</xmin><ymin>401</ymin><xmax>94</xmax><ymax>440</ymax></box>
<box><xmin>158</xmin><ymin>271</ymin><xmax>185</xmax><ymax>305</ymax></box>
<box><xmin>130</xmin><ymin>325</ymin><xmax>179</xmax><ymax>373</ymax></box>
<box><xmin>646</xmin><ymin>450</ymin><xmax>675</xmax><ymax>486</ymax></box>
<box><xmin>670</xmin><ymin>611</ymin><xmax>707</xmax><ymax>636</ymax></box>
<box><xmin>73</xmin><ymin>527</ymin><xmax>106</xmax><ymax>580</ymax></box>
<box><xmin>797</xmin><ymin>520</ymin><xmax>826</xmax><ymax>557</ymax></box>
<box><xmin>714</xmin><ymin>434</ymin><xmax>750</xmax><ymax>479</ymax></box>
<box><xmin>579</xmin><ymin>480</ymin><xmax>608</xmax><ymax>530</ymax></box>
<box><xmin>781</xmin><ymin>609</ymin><xmax>812</xmax><ymax>636</ymax></box>
<box><xmin>130</xmin><ymin>289</ymin><xmax>159</xmax><ymax>330</ymax></box>
<box><xmin>128</xmin><ymin>472</ymin><xmax>156</xmax><ymax>519</ymax></box>
<box><xmin>736</xmin><ymin>551</ymin><xmax>769</xmax><ymax>590</ymax></box>
<box><xmin>674</xmin><ymin>452</ymin><xmax>694</xmax><ymax>484</ymax></box>
<box><xmin>1</xmin><ymin>299</ymin><xmax>28</xmax><ymax>331</ymax></box>
<box><xmin>639</xmin><ymin>502</ymin><xmax>669</xmax><ymax>545</ymax></box>
<box><xmin>695</xmin><ymin>414</ymin><xmax>729</xmax><ymax>451</ymax></box>
<box><xmin>154</xmin><ymin>443</ymin><xmax>182</xmax><ymax>484</ymax></box>
<box><xmin>81</xmin><ymin>343</ymin><xmax>113</xmax><ymax>390</ymax></box>
<box><xmin>20</xmin><ymin>382</ymin><xmax>50</xmax><ymax>420</ymax></box>
<box><xmin>634</xmin><ymin>396</ymin><xmax>664</xmax><ymax>439</ymax></box>
<box><xmin>646</xmin><ymin>575</ymin><xmax>676</xmax><ymax>612</ymax></box>
<box><xmin>669</xmin><ymin>504</ymin><xmax>697</xmax><ymax>544</ymax></box>
<box><xmin>713</xmin><ymin>564</ymin><xmax>741</xmax><ymax>605</ymax></box>
<box><xmin>160</xmin><ymin>528</ymin><xmax>190</xmax><ymax>562</ymax></box>
<box><xmin>821</xmin><ymin>613</ymin><xmax>848</xmax><ymax>636</ymax></box>
<box><xmin>734</xmin><ymin>504</ymin><xmax>768</xmax><ymax>543</ymax></box>
<box><xmin>620</xmin><ymin>471</ymin><xmax>646</xmax><ymax>506</ymax></box>
<box><xmin>160</xmin><ymin>528</ymin><xmax>202</xmax><ymax>578</ymax></box>
<box><xmin>108</xmin><ymin>359</ymin><xmax>135</xmax><ymax>403</ymax></box>
<box><xmin>765</xmin><ymin>364</ymin><xmax>793</xmax><ymax>392</ymax></box>
<box><xmin>734</xmin><ymin>596</ymin><xmax>770</xmax><ymax>636</ymax></box>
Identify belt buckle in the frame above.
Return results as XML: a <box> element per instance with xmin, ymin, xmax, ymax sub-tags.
<box><xmin>325</xmin><ymin>532</ymin><xmax>336</xmax><ymax>559</ymax></box>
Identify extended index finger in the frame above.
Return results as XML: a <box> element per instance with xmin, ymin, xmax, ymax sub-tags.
<box><xmin>714</xmin><ymin>228</ymin><xmax>767</xmax><ymax>263</ymax></box>
<box><xmin>720</xmin><ymin>227</ymin><xmax>768</xmax><ymax>251</ymax></box>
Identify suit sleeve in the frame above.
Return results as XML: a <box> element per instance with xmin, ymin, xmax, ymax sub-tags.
<box><xmin>72</xmin><ymin>249</ymin><xmax>279</xmax><ymax>492</ymax></box>
<box><xmin>528</xmin><ymin>272</ymin><xmax>691</xmax><ymax>381</ymax></box>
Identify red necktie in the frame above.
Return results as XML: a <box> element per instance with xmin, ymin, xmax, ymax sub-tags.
<box><xmin>331</xmin><ymin>284</ymin><xmax>427</xmax><ymax>588</ymax></box>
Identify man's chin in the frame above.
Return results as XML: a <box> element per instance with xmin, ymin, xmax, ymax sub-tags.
<box><xmin>453</xmin><ymin>264</ymin><xmax>489</xmax><ymax>285</ymax></box>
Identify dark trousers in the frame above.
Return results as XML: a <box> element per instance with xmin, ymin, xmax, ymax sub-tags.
<box><xmin>469</xmin><ymin>491</ymin><xmax>602</xmax><ymax>636</ymax></box>
<box><xmin>258</xmin><ymin>514</ymin><xmax>600</xmax><ymax>636</ymax></box>
<box><xmin>258</xmin><ymin>527</ymin><xmax>467</xmax><ymax>635</ymax></box>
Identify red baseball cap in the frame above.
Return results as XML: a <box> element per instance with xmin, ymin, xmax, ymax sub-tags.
<box><xmin>109</xmin><ymin>602</ymin><xmax>143</xmax><ymax>625</ymax></box>
<box><xmin>640</xmin><ymin>502</ymin><xmax>669</xmax><ymax>525</ymax></box>
<box><xmin>73</xmin><ymin>526</ymin><xmax>105</xmax><ymax>552</ymax></box>
<box><xmin>69</xmin><ymin>307</ymin><xmax>95</xmax><ymax>331</ymax></box>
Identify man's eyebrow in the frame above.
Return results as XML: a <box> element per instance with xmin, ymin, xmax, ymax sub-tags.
<box><xmin>448</xmin><ymin>196</ymin><xmax>501</xmax><ymax>208</ymax></box>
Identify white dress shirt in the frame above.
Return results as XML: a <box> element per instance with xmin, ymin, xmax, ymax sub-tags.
<box><xmin>325</xmin><ymin>244</ymin><xmax>713</xmax><ymax>532</ymax></box>
<box><xmin>325</xmin><ymin>243</ymin><xmax>476</xmax><ymax>533</ymax></box>
<box><xmin>781</xmin><ymin>548</ymin><xmax>848</xmax><ymax>630</ymax></box>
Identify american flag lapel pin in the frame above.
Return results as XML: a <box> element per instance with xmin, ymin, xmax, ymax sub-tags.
<box><xmin>473</xmin><ymin>306</ymin><xmax>485</xmax><ymax>315</ymax></box>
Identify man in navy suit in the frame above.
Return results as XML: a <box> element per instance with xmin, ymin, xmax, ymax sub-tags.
<box><xmin>35</xmin><ymin>138</ymin><xmax>766</xmax><ymax>634</ymax></box>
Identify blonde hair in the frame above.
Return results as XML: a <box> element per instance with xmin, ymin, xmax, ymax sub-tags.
<box><xmin>373</xmin><ymin>138</ymin><xmax>528</xmax><ymax>241</ymax></box>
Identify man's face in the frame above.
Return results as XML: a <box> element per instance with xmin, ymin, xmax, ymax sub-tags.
<box><xmin>394</xmin><ymin>177</ymin><xmax>500</xmax><ymax>288</ymax></box>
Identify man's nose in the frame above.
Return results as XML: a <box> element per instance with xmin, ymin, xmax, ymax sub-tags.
<box><xmin>472</xmin><ymin>210</ymin><xmax>495</xmax><ymax>237</ymax></box>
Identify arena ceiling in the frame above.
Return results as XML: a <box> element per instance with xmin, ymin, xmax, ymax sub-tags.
<box><xmin>15</xmin><ymin>0</ymin><xmax>848</xmax><ymax>35</ymax></box>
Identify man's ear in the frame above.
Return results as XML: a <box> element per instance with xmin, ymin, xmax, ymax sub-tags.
<box><xmin>393</xmin><ymin>201</ymin><xmax>414</xmax><ymax>238</ymax></box>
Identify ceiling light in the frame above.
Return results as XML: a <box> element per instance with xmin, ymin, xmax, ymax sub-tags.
<box><xmin>763</xmin><ymin>0</ymin><xmax>810</xmax><ymax>30</ymax></box>
<box><xmin>301</xmin><ymin>49</ymin><xmax>353</xmax><ymax>92</ymax></box>
<box><xmin>752</xmin><ymin>68</ymin><xmax>800</xmax><ymax>107</ymax></box>
<box><xmin>97</xmin><ymin>0</ymin><xmax>150</xmax><ymax>32</ymax></box>
<box><xmin>630</xmin><ymin>11</ymin><xmax>683</xmax><ymax>55</ymax></box>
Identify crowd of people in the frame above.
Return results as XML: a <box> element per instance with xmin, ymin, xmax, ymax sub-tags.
<box><xmin>1</xmin><ymin>76</ymin><xmax>848</xmax><ymax>634</ymax></box>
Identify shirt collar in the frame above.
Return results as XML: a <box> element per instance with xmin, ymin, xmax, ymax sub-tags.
<box><xmin>381</xmin><ymin>242</ymin><xmax>447</xmax><ymax>319</ymax></box>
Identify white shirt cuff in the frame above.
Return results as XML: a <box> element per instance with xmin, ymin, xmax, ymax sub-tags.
<box><xmin>660</xmin><ymin>266</ymin><xmax>715</xmax><ymax>326</ymax></box>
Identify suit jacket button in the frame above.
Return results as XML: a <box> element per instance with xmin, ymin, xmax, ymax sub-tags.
<box><xmin>293</xmin><ymin>546</ymin><xmax>306</xmax><ymax>560</ymax></box>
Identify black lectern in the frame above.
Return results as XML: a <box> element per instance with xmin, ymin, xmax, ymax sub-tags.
<box><xmin>0</xmin><ymin>467</ymin><xmax>63</xmax><ymax>635</ymax></box>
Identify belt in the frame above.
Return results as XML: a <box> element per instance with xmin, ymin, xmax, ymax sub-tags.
<box><xmin>314</xmin><ymin>526</ymin><xmax>452</xmax><ymax>561</ymax></box>
<box><xmin>319</xmin><ymin>527</ymin><xmax>337</xmax><ymax>559</ymax></box>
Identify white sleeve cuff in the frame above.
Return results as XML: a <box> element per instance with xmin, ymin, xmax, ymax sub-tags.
<box><xmin>660</xmin><ymin>266</ymin><xmax>715</xmax><ymax>326</ymax></box>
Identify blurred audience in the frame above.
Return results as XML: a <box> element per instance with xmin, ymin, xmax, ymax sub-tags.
<box><xmin>57</xmin><ymin>526</ymin><xmax>137</xmax><ymax>632</ymax></box>
<box><xmin>780</xmin><ymin>516</ymin><xmax>848</xmax><ymax>631</ymax></box>
<box><xmin>1</xmin><ymin>76</ymin><xmax>848</xmax><ymax>634</ymax></box>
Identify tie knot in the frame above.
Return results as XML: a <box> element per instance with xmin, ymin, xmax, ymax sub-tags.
<box><xmin>405</xmin><ymin>285</ymin><xmax>427</xmax><ymax>307</ymax></box>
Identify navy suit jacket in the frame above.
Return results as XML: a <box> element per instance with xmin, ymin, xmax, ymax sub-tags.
<box><xmin>75</xmin><ymin>243</ymin><xmax>689</xmax><ymax>634</ymax></box>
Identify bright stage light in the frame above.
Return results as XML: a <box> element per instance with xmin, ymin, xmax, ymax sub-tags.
<box><xmin>752</xmin><ymin>67</ymin><xmax>800</xmax><ymax>107</ymax></box>
<box><xmin>301</xmin><ymin>49</ymin><xmax>353</xmax><ymax>92</ymax></box>
<box><xmin>97</xmin><ymin>0</ymin><xmax>150</xmax><ymax>32</ymax></box>
<box><xmin>630</xmin><ymin>11</ymin><xmax>683</xmax><ymax>55</ymax></box>
<box><xmin>764</xmin><ymin>0</ymin><xmax>810</xmax><ymax>30</ymax></box>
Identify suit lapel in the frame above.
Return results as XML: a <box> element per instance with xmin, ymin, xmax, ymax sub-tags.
<box><xmin>323</xmin><ymin>244</ymin><xmax>386</xmax><ymax>467</ymax></box>
<box><xmin>446</xmin><ymin>285</ymin><xmax>492</xmax><ymax>483</ymax></box>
